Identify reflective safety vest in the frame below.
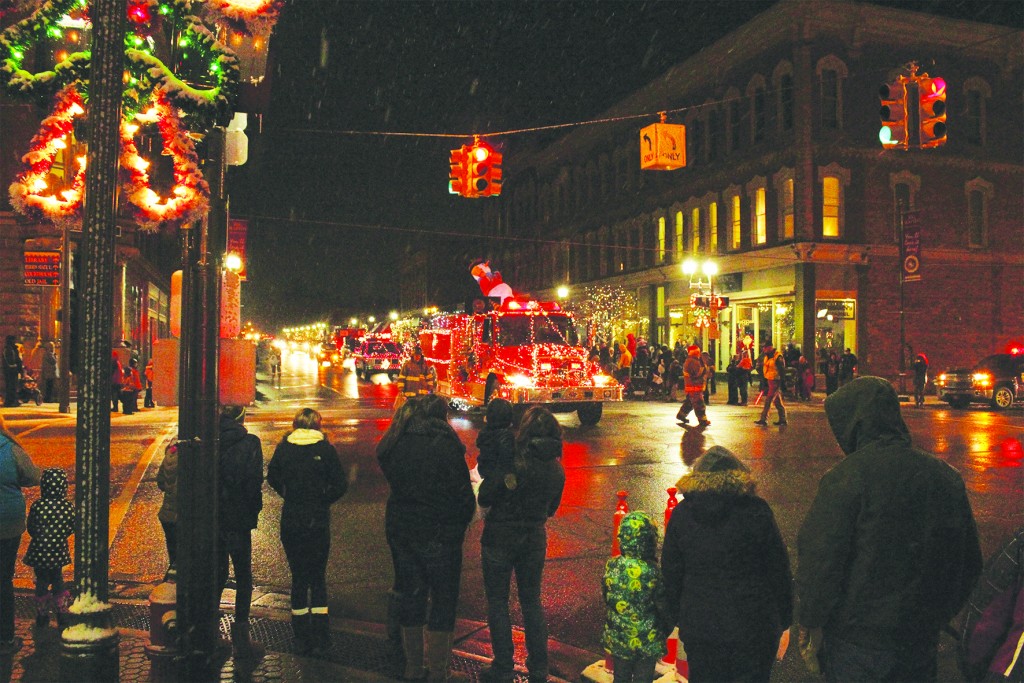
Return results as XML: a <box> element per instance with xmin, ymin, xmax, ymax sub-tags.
<box><xmin>397</xmin><ymin>359</ymin><xmax>436</xmax><ymax>397</ymax></box>
<box><xmin>763</xmin><ymin>351</ymin><xmax>782</xmax><ymax>380</ymax></box>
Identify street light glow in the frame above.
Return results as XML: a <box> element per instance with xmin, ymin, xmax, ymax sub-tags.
<box><xmin>682</xmin><ymin>259</ymin><xmax>697</xmax><ymax>276</ymax></box>
<box><xmin>702</xmin><ymin>261</ymin><xmax>719</xmax><ymax>277</ymax></box>
<box><xmin>225</xmin><ymin>252</ymin><xmax>242</xmax><ymax>271</ymax></box>
<box><xmin>390</xmin><ymin>311</ymin><xmax>399</xmax><ymax>321</ymax></box>
<box><xmin>556</xmin><ymin>285</ymin><xmax>569</xmax><ymax>299</ymax></box>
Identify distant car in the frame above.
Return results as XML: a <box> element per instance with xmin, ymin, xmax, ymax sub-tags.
<box><xmin>351</xmin><ymin>339</ymin><xmax>402</xmax><ymax>379</ymax></box>
<box><xmin>935</xmin><ymin>352</ymin><xmax>1024</xmax><ymax>410</ymax></box>
<box><xmin>316</xmin><ymin>342</ymin><xmax>341</xmax><ymax>367</ymax></box>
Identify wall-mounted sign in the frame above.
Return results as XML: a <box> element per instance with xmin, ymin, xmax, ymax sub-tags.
<box><xmin>24</xmin><ymin>251</ymin><xmax>60</xmax><ymax>286</ymax></box>
<box><xmin>227</xmin><ymin>218</ymin><xmax>248</xmax><ymax>281</ymax></box>
<box><xmin>901</xmin><ymin>210</ymin><xmax>922</xmax><ymax>283</ymax></box>
<box><xmin>816</xmin><ymin>298</ymin><xmax>856</xmax><ymax>320</ymax></box>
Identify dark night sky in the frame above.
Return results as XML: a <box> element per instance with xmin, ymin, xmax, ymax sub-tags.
<box><xmin>231</xmin><ymin>0</ymin><xmax>1022</xmax><ymax>332</ymax></box>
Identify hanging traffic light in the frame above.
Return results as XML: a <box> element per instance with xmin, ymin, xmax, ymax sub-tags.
<box><xmin>448</xmin><ymin>145</ymin><xmax>469</xmax><ymax>196</ymax></box>
<box><xmin>917</xmin><ymin>75</ymin><xmax>947</xmax><ymax>148</ymax></box>
<box><xmin>486</xmin><ymin>150</ymin><xmax>503</xmax><ymax>197</ymax></box>
<box><xmin>878</xmin><ymin>79</ymin><xmax>908</xmax><ymax>149</ymax></box>
<box><xmin>467</xmin><ymin>141</ymin><xmax>493</xmax><ymax>197</ymax></box>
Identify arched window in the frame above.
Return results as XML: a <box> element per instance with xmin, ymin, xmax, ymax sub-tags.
<box><xmin>818</xmin><ymin>163</ymin><xmax>850</xmax><ymax>239</ymax></box>
<box><xmin>772</xmin><ymin>61</ymin><xmax>794</xmax><ymax>133</ymax></box>
<box><xmin>815</xmin><ymin>55</ymin><xmax>848</xmax><ymax>130</ymax></box>
<box><xmin>725</xmin><ymin>87</ymin><xmax>744</xmax><ymax>153</ymax></box>
<box><xmin>773</xmin><ymin>167</ymin><xmax>795</xmax><ymax>241</ymax></box>
<box><xmin>746</xmin><ymin>75</ymin><xmax>768</xmax><ymax>144</ymax></box>
<box><xmin>965</xmin><ymin>177</ymin><xmax>993</xmax><ymax>248</ymax></box>
<box><xmin>962</xmin><ymin>77</ymin><xmax>991</xmax><ymax>146</ymax></box>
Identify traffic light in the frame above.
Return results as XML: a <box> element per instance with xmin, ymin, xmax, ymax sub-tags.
<box><xmin>486</xmin><ymin>150</ymin><xmax>503</xmax><ymax>197</ymax></box>
<box><xmin>917</xmin><ymin>75</ymin><xmax>947</xmax><ymax>148</ymax></box>
<box><xmin>878</xmin><ymin>79</ymin><xmax>908</xmax><ymax>149</ymax></box>
<box><xmin>448</xmin><ymin>145</ymin><xmax>468</xmax><ymax>196</ymax></box>
<box><xmin>466</xmin><ymin>141</ymin><xmax>494</xmax><ymax>197</ymax></box>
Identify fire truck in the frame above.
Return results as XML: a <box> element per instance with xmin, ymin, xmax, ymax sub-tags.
<box><xmin>418</xmin><ymin>297</ymin><xmax>621</xmax><ymax>425</ymax></box>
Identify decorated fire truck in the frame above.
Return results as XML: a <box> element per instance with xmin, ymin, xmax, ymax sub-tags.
<box><xmin>417</xmin><ymin>295</ymin><xmax>622</xmax><ymax>426</ymax></box>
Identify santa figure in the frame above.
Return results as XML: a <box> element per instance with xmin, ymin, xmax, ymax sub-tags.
<box><xmin>470</xmin><ymin>261</ymin><xmax>514</xmax><ymax>302</ymax></box>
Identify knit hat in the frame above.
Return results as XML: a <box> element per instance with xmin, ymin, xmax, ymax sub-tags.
<box><xmin>676</xmin><ymin>445</ymin><xmax>754</xmax><ymax>496</ymax></box>
<box><xmin>485</xmin><ymin>398</ymin><xmax>514</xmax><ymax>428</ymax></box>
<box><xmin>687</xmin><ymin>345</ymin><xmax>700</xmax><ymax>356</ymax></box>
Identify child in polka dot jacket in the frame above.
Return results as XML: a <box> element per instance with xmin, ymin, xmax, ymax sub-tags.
<box><xmin>23</xmin><ymin>468</ymin><xmax>75</xmax><ymax>627</ymax></box>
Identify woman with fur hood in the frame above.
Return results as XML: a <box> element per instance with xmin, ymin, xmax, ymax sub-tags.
<box><xmin>661</xmin><ymin>446</ymin><xmax>792</xmax><ymax>682</ymax></box>
<box><xmin>268</xmin><ymin>408</ymin><xmax>348</xmax><ymax>656</ymax></box>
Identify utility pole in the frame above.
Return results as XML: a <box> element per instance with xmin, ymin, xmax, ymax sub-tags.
<box><xmin>176</xmin><ymin>126</ymin><xmax>227</xmax><ymax>678</ymax></box>
<box><xmin>60</xmin><ymin>0</ymin><xmax>126</xmax><ymax>679</ymax></box>
<box><xmin>58</xmin><ymin>224</ymin><xmax>72</xmax><ymax>414</ymax></box>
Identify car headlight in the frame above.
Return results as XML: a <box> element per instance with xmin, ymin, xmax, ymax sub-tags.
<box><xmin>937</xmin><ymin>373</ymin><xmax>947</xmax><ymax>384</ymax></box>
<box><xmin>593</xmin><ymin>373</ymin><xmax>612</xmax><ymax>387</ymax></box>
<box><xmin>506</xmin><ymin>374</ymin><xmax>532</xmax><ymax>388</ymax></box>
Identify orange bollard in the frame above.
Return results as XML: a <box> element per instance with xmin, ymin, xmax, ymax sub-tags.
<box><xmin>611</xmin><ymin>490</ymin><xmax>629</xmax><ymax>557</ymax></box>
<box><xmin>607</xmin><ymin>490</ymin><xmax>630</xmax><ymax>672</ymax></box>
<box><xmin>662</xmin><ymin>487</ymin><xmax>680</xmax><ymax>668</ymax></box>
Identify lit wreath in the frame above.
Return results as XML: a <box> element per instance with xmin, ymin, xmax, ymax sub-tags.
<box><xmin>121</xmin><ymin>88</ymin><xmax>210</xmax><ymax>232</ymax></box>
<box><xmin>8</xmin><ymin>85</ymin><xmax>87</xmax><ymax>229</ymax></box>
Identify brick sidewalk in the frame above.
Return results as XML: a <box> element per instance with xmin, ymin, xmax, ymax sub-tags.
<box><xmin>3</xmin><ymin>591</ymin><xmax>583</xmax><ymax>682</ymax></box>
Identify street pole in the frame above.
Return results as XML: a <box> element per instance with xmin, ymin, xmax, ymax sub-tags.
<box><xmin>176</xmin><ymin>126</ymin><xmax>226</xmax><ymax>678</ymax></box>
<box><xmin>58</xmin><ymin>224</ymin><xmax>72</xmax><ymax>414</ymax></box>
<box><xmin>897</xmin><ymin>201</ymin><xmax>908</xmax><ymax>399</ymax></box>
<box><xmin>61</xmin><ymin>0</ymin><xmax>125</xmax><ymax>679</ymax></box>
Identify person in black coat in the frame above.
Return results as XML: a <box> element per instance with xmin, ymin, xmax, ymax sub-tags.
<box><xmin>477</xmin><ymin>405</ymin><xmax>566</xmax><ymax>683</ymax></box>
<box><xmin>662</xmin><ymin>446</ymin><xmax>793</xmax><ymax>682</ymax></box>
<box><xmin>376</xmin><ymin>394</ymin><xmax>475</xmax><ymax>681</ymax></box>
<box><xmin>217</xmin><ymin>405</ymin><xmax>265</xmax><ymax>658</ymax></box>
<box><xmin>267</xmin><ymin>408</ymin><xmax>348</xmax><ymax>656</ymax></box>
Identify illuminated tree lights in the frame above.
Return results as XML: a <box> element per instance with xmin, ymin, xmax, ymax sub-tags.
<box><xmin>0</xmin><ymin>0</ymin><xmax>278</xmax><ymax>230</ymax></box>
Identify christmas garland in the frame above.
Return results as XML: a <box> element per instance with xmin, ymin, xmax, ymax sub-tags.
<box><xmin>0</xmin><ymin>0</ymin><xmax>240</xmax><ymax>128</ymax></box>
<box><xmin>120</xmin><ymin>88</ymin><xmax>210</xmax><ymax>232</ymax></box>
<box><xmin>8</xmin><ymin>84</ymin><xmax>87</xmax><ymax>229</ymax></box>
<box><xmin>203</xmin><ymin>0</ymin><xmax>283</xmax><ymax>38</ymax></box>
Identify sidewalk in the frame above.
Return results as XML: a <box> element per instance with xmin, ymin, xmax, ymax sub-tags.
<box><xmin>4</xmin><ymin>589</ymin><xmax>589</xmax><ymax>682</ymax></box>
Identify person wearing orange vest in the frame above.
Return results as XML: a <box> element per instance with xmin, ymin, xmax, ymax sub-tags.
<box><xmin>395</xmin><ymin>346</ymin><xmax>436</xmax><ymax>400</ymax></box>
<box><xmin>754</xmin><ymin>343</ymin><xmax>788</xmax><ymax>426</ymax></box>
<box><xmin>676</xmin><ymin>345</ymin><xmax>710</xmax><ymax>427</ymax></box>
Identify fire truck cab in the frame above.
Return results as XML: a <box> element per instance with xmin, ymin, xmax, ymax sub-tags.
<box><xmin>418</xmin><ymin>297</ymin><xmax>621</xmax><ymax>425</ymax></box>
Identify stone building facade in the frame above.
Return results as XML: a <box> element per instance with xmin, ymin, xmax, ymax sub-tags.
<box><xmin>483</xmin><ymin>0</ymin><xmax>1023</xmax><ymax>382</ymax></box>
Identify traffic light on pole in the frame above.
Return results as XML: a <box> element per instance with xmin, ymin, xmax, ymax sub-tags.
<box><xmin>878</xmin><ymin>79</ymin><xmax>908</xmax><ymax>149</ymax></box>
<box><xmin>448</xmin><ymin>145</ymin><xmax>469</xmax><ymax>196</ymax></box>
<box><xmin>917</xmin><ymin>75</ymin><xmax>947</xmax><ymax>148</ymax></box>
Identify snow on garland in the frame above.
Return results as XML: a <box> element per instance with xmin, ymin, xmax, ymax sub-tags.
<box><xmin>203</xmin><ymin>0</ymin><xmax>283</xmax><ymax>38</ymax></box>
<box><xmin>8</xmin><ymin>85</ymin><xmax>86</xmax><ymax>229</ymax></box>
<box><xmin>0</xmin><ymin>0</ymin><xmax>240</xmax><ymax>129</ymax></box>
<box><xmin>120</xmin><ymin>88</ymin><xmax>210</xmax><ymax>232</ymax></box>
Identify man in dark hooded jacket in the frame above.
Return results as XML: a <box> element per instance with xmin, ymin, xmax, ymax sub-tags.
<box><xmin>796</xmin><ymin>377</ymin><xmax>982</xmax><ymax>681</ymax></box>
<box><xmin>217</xmin><ymin>405</ymin><xmax>265</xmax><ymax>658</ymax></box>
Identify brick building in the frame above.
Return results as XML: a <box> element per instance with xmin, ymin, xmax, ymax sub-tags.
<box><xmin>482</xmin><ymin>0</ymin><xmax>1023</xmax><ymax>382</ymax></box>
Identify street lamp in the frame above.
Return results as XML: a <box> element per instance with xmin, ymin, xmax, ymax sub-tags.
<box><xmin>556</xmin><ymin>285</ymin><xmax>570</xmax><ymax>299</ymax></box>
<box><xmin>390</xmin><ymin>311</ymin><xmax>399</xmax><ymax>321</ymax></box>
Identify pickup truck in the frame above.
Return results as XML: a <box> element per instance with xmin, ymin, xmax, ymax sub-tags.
<box><xmin>935</xmin><ymin>352</ymin><xmax>1024</xmax><ymax>410</ymax></box>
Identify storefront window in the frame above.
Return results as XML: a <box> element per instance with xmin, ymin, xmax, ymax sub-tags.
<box><xmin>814</xmin><ymin>298</ymin><xmax>856</xmax><ymax>363</ymax></box>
